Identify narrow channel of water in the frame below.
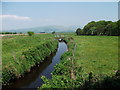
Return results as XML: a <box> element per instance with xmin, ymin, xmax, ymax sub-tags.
<box><xmin>3</xmin><ymin>42</ymin><xmax>68</xmax><ymax>89</ymax></box>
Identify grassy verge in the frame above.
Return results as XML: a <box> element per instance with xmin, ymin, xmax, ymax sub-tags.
<box><xmin>2</xmin><ymin>34</ymin><xmax>58</xmax><ymax>85</ymax></box>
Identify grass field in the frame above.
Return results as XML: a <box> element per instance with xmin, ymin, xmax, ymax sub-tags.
<box><xmin>2</xmin><ymin>34</ymin><xmax>54</xmax><ymax>67</ymax></box>
<box><xmin>40</xmin><ymin>34</ymin><xmax>119</xmax><ymax>88</ymax></box>
<box><xmin>73</xmin><ymin>35</ymin><xmax>118</xmax><ymax>75</ymax></box>
<box><xmin>2</xmin><ymin>34</ymin><xmax>58</xmax><ymax>84</ymax></box>
<box><xmin>2</xmin><ymin>33</ymin><xmax>119</xmax><ymax>88</ymax></box>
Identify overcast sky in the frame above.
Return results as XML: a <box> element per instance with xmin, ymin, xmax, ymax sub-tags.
<box><xmin>0</xmin><ymin>2</ymin><xmax>118</xmax><ymax>30</ymax></box>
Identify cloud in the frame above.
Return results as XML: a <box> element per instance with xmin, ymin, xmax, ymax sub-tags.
<box><xmin>0</xmin><ymin>15</ymin><xmax>31</xmax><ymax>21</ymax></box>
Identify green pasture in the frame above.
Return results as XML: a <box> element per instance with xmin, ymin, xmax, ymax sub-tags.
<box><xmin>73</xmin><ymin>35</ymin><xmax>118</xmax><ymax>75</ymax></box>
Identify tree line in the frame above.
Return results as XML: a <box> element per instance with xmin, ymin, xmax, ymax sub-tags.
<box><xmin>76</xmin><ymin>20</ymin><xmax>120</xmax><ymax>36</ymax></box>
<box><xmin>0</xmin><ymin>32</ymin><xmax>17</xmax><ymax>34</ymax></box>
<box><xmin>0</xmin><ymin>32</ymin><xmax>23</xmax><ymax>34</ymax></box>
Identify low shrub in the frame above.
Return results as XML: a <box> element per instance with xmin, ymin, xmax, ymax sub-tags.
<box><xmin>27</xmin><ymin>31</ymin><xmax>34</xmax><ymax>36</ymax></box>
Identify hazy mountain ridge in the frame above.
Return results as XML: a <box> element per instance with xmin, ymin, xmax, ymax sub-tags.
<box><xmin>3</xmin><ymin>25</ymin><xmax>79</xmax><ymax>33</ymax></box>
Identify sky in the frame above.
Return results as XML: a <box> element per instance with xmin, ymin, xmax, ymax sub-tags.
<box><xmin>0</xmin><ymin>2</ymin><xmax>118</xmax><ymax>30</ymax></box>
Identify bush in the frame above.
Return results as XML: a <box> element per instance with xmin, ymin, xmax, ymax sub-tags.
<box><xmin>27</xmin><ymin>31</ymin><xmax>34</xmax><ymax>36</ymax></box>
<box><xmin>52</xmin><ymin>31</ymin><xmax>55</xmax><ymax>34</ymax></box>
<box><xmin>19</xmin><ymin>32</ymin><xmax>23</xmax><ymax>34</ymax></box>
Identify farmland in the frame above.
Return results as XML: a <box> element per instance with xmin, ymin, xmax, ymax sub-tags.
<box><xmin>1</xmin><ymin>2</ymin><xmax>119</xmax><ymax>89</ymax></box>
<box><xmin>2</xmin><ymin>34</ymin><xmax>58</xmax><ymax>85</ymax></box>
<box><xmin>41</xmin><ymin>34</ymin><xmax>119</xmax><ymax>89</ymax></box>
<box><xmin>2</xmin><ymin>33</ymin><xmax>119</xmax><ymax>89</ymax></box>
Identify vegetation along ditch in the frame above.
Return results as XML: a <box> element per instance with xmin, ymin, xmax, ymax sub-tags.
<box><xmin>3</xmin><ymin>35</ymin><xmax>68</xmax><ymax>88</ymax></box>
<box><xmin>40</xmin><ymin>36</ymin><xmax>120</xmax><ymax>89</ymax></box>
<box><xmin>2</xmin><ymin>34</ymin><xmax>58</xmax><ymax>87</ymax></box>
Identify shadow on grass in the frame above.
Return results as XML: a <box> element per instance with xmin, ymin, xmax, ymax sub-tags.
<box><xmin>79</xmin><ymin>71</ymin><xmax>120</xmax><ymax>90</ymax></box>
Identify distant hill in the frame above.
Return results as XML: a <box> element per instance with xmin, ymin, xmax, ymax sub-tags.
<box><xmin>3</xmin><ymin>25</ymin><xmax>80</xmax><ymax>33</ymax></box>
